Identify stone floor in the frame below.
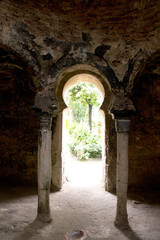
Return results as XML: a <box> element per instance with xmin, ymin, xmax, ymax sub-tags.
<box><xmin>0</xmin><ymin>158</ymin><xmax>160</xmax><ymax>240</ymax></box>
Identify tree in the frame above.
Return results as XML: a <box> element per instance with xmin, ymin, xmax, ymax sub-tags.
<box><xmin>66</xmin><ymin>82</ymin><xmax>102</xmax><ymax>130</ymax></box>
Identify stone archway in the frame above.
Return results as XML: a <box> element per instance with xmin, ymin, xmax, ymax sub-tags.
<box><xmin>62</xmin><ymin>73</ymin><xmax>105</xmax><ymax>186</ymax></box>
<box><xmin>0</xmin><ymin>44</ymin><xmax>39</xmax><ymax>185</ymax></box>
<box><xmin>34</xmin><ymin>50</ymin><xmax>140</xmax><ymax>226</ymax></box>
<box><xmin>129</xmin><ymin>51</ymin><xmax>160</xmax><ymax>189</ymax></box>
<box><xmin>51</xmin><ymin>64</ymin><xmax>113</xmax><ymax>192</ymax></box>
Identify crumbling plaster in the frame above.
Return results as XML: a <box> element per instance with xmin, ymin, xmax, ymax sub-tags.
<box><xmin>0</xmin><ymin>0</ymin><xmax>160</xmax><ymax>189</ymax></box>
<box><xmin>0</xmin><ymin>0</ymin><xmax>160</xmax><ymax>88</ymax></box>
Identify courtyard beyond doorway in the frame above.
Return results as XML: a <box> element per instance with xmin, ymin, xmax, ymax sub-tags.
<box><xmin>64</xmin><ymin>150</ymin><xmax>103</xmax><ymax>187</ymax></box>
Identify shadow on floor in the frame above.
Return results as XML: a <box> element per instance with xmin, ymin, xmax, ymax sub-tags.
<box><xmin>0</xmin><ymin>183</ymin><xmax>37</xmax><ymax>202</ymax></box>
<box><xmin>128</xmin><ymin>187</ymin><xmax>160</xmax><ymax>205</ymax></box>
<box><xmin>13</xmin><ymin>219</ymin><xmax>53</xmax><ymax>240</ymax></box>
<box><xmin>115</xmin><ymin>225</ymin><xmax>144</xmax><ymax>240</ymax></box>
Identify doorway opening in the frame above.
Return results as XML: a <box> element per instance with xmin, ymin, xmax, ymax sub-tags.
<box><xmin>62</xmin><ymin>74</ymin><xmax>105</xmax><ymax>187</ymax></box>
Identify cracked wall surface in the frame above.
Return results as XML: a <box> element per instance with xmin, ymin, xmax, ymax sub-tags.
<box><xmin>0</xmin><ymin>0</ymin><xmax>160</xmax><ymax>188</ymax></box>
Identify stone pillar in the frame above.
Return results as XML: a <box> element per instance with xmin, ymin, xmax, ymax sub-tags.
<box><xmin>37</xmin><ymin>112</ymin><xmax>52</xmax><ymax>223</ymax></box>
<box><xmin>115</xmin><ymin>119</ymin><xmax>130</xmax><ymax>226</ymax></box>
<box><xmin>51</xmin><ymin>112</ymin><xmax>63</xmax><ymax>189</ymax></box>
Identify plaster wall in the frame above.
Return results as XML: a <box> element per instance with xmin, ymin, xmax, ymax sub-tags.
<box><xmin>0</xmin><ymin>47</ymin><xmax>38</xmax><ymax>185</ymax></box>
<box><xmin>0</xmin><ymin>0</ymin><xmax>159</xmax><ymax>189</ymax></box>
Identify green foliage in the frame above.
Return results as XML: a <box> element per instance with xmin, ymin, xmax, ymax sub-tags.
<box><xmin>66</xmin><ymin>82</ymin><xmax>103</xmax><ymax>160</ymax></box>
<box><xmin>66</xmin><ymin>82</ymin><xmax>102</xmax><ymax>123</ymax></box>
<box><xmin>68</xmin><ymin>122</ymin><xmax>102</xmax><ymax>160</ymax></box>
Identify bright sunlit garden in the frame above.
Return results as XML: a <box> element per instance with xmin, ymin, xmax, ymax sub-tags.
<box><xmin>65</xmin><ymin>82</ymin><xmax>103</xmax><ymax>160</ymax></box>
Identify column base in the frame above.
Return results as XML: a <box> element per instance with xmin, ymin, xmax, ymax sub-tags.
<box><xmin>114</xmin><ymin>215</ymin><xmax>129</xmax><ymax>227</ymax></box>
<box><xmin>36</xmin><ymin>213</ymin><xmax>52</xmax><ymax>223</ymax></box>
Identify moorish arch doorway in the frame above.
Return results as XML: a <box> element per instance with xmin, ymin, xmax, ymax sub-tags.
<box><xmin>62</xmin><ymin>73</ymin><xmax>105</xmax><ymax>187</ymax></box>
<box><xmin>51</xmin><ymin>64</ymin><xmax>114</xmax><ymax>192</ymax></box>
<box><xmin>35</xmin><ymin>58</ymin><xmax>135</xmax><ymax>226</ymax></box>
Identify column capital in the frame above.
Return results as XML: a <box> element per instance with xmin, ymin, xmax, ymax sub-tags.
<box><xmin>40</xmin><ymin>112</ymin><xmax>52</xmax><ymax>130</ymax></box>
<box><xmin>115</xmin><ymin>119</ymin><xmax>130</xmax><ymax>133</ymax></box>
<box><xmin>109</xmin><ymin>89</ymin><xmax>135</xmax><ymax>120</ymax></box>
<box><xmin>34</xmin><ymin>91</ymin><xmax>59</xmax><ymax>117</ymax></box>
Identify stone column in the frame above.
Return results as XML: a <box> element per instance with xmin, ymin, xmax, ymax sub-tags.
<box><xmin>115</xmin><ymin>119</ymin><xmax>130</xmax><ymax>226</ymax></box>
<box><xmin>37</xmin><ymin>112</ymin><xmax>52</xmax><ymax>223</ymax></box>
<box><xmin>51</xmin><ymin>112</ymin><xmax>63</xmax><ymax>189</ymax></box>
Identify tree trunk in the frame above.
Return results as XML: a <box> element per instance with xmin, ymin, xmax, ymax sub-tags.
<box><xmin>89</xmin><ymin>104</ymin><xmax>92</xmax><ymax>131</ymax></box>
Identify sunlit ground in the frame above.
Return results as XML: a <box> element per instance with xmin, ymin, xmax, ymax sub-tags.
<box><xmin>65</xmin><ymin>151</ymin><xmax>103</xmax><ymax>187</ymax></box>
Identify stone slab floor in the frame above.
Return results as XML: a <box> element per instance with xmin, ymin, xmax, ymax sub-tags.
<box><xmin>0</xmin><ymin>159</ymin><xmax>160</xmax><ymax>240</ymax></box>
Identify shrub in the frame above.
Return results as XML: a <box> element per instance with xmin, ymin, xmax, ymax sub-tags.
<box><xmin>68</xmin><ymin>122</ymin><xmax>102</xmax><ymax>160</ymax></box>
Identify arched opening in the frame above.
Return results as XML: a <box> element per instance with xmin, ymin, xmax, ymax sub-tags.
<box><xmin>62</xmin><ymin>74</ymin><xmax>105</xmax><ymax>187</ymax></box>
<box><xmin>129</xmin><ymin>51</ymin><xmax>160</xmax><ymax>191</ymax></box>
<box><xmin>52</xmin><ymin>65</ymin><xmax>115</xmax><ymax>191</ymax></box>
<box><xmin>0</xmin><ymin>45</ymin><xmax>39</xmax><ymax>186</ymax></box>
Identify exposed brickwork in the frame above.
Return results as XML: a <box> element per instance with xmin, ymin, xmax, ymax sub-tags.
<box><xmin>0</xmin><ymin>0</ymin><xmax>159</xmax><ymax>188</ymax></box>
<box><xmin>0</xmin><ymin>46</ymin><xmax>39</xmax><ymax>185</ymax></box>
<box><xmin>129</xmin><ymin>53</ymin><xmax>160</xmax><ymax>188</ymax></box>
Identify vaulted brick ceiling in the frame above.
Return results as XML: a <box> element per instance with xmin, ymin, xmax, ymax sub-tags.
<box><xmin>3</xmin><ymin>0</ymin><xmax>159</xmax><ymax>44</ymax></box>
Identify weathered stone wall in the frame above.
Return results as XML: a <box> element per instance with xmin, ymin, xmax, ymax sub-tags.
<box><xmin>0</xmin><ymin>0</ymin><xmax>159</xmax><ymax>188</ymax></box>
<box><xmin>105</xmin><ymin>114</ymin><xmax>117</xmax><ymax>193</ymax></box>
<box><xmin>0</xmin><ymin>0</ymin><xmax>159</xmax><ymax>84</ymax></box>
<box><xmin>129</xmin><ymin>53</ymin><xmax>160</xmax><ymax>189</ymax></box>
<box><xmin>0</xmin><ymin>46</ymin><xmax>39</xmax><ymax>185</ymax></box>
